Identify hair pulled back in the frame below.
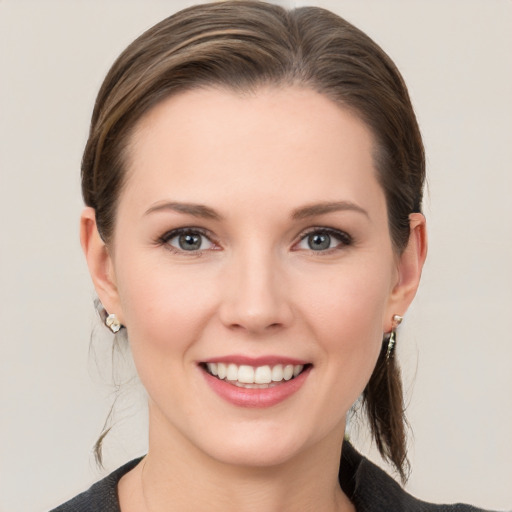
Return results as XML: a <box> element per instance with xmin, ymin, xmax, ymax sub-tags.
<box><xmin>82</xmin><ymin>0</ymin><xmax>425</xmax><ymax>482</ymax></box>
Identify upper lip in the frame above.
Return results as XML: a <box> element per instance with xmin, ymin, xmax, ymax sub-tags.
<box><xmin>200</xmin><ymin>355</ymin><xmax>310</xmax><ymax>366</ymax></box>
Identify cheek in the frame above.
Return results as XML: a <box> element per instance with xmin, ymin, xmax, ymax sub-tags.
<box><xmin>114</xmin><ymin>256</ymin><xmax>220</xmax><ymax>361</ymax></box>
<box><xmin>297</xmin><ymin>259</ymin><xmax>392</xmax><ymax>388</ymax></box>
<box><xmin>300</xmin><ymin>259</ymin><xmax>391</xmax><ymax>339</ymax></box>
<box><xmin>113</xmin><ymin>260</ymin><xmax>224</xmax><ymax>416</ymax></box>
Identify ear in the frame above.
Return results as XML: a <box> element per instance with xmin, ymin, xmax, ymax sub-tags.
<box><xmin>385</xmin><ymin>213</ymin><xmax>428</xmax><ymax>329</ymax></box>
<box><xmin>80</xmin><ymin>207</ymin><xmax>124</xmax><ymax>323</ymax></box>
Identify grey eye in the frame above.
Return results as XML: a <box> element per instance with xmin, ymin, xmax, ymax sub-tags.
<box><xmin>178</xmin><ymin>233</ymin><xmax>203</xmax><ymax>250</ymax></box>
<box><xmin>296</xmin><ymin>228</ymin><xmax>352</xmax><ymax>252</ymax></box>
<box><xmin>164</xmin><ymin>230</ymin><xmax>214</xmax><ymax>252</ymax></box>
<box><xmin>307</xmin><ymin>232</ymin><xmax>331</xmax><ymax>251</ymax></box>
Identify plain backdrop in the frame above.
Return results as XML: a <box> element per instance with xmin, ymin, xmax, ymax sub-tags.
<box><xmin>0</xmin><ymin>1</ymin><xmax>511</xmax><ymax>511</ymax></box>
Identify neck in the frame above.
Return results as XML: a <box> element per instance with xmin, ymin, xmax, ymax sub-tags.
<box><xmin>125</xmin><ymin>409</ymin><xmax>354</xmax><ymax>512</ymax></box>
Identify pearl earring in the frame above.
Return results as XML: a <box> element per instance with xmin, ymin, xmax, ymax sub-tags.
<box><xmin>105</xmin><ymin>313</ymin><xmax>121</xmax><ymax>333</ymax></box>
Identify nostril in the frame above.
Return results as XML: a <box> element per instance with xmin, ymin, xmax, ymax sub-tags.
<box><xmin>224</xmin><ymin>318</ymin><xmax>286</xmax><ymax>333</ymax></box>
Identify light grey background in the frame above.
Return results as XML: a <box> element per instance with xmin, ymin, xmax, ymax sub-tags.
<box><xmin>0</xmin><ymin>1</ymin><xmax>511</xmax><ymax>511</ymax></box>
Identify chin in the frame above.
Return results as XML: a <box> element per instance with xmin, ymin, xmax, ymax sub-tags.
<box><xmin>205</xmin><ymin>433</ymin><xmax>309</xmax><ymax>469</ymax></box>
<box><xmin>184</xmin><ymin>414</ymin><xmax>342</xmax><ymax>471</ymax></box>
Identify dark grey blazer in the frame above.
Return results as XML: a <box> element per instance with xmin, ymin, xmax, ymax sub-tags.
<box><xmin>51</xmin><ymin>442</ymin><xmax>499</xmax><ymax>511</ymax></box>
<box><xmin>339</xmin><ymin>442</ymin><xmax>498</xmax><ymax>511</ymax></box>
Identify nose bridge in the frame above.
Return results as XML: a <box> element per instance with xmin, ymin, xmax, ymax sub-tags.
<box><xmin>219</xmin><ymin>239</ymin><xmax>292</xmax><ymax>333</ymax></box>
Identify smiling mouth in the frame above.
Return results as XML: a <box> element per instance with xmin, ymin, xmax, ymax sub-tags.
<box><xmin>201</xmin><ymin>362</ymin><xmax>310</xmax><ymax>389</ymax></box>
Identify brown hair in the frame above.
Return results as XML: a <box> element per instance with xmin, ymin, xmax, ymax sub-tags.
<box><xmin>83</xmin><ymin>0</ymin><xmax>424</xmax><ymax>481</ymax></box>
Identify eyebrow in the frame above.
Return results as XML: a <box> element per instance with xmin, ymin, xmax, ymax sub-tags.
<box><xmin>291</xmin><ymin>201</ymin><xmax>369</xmax><ymax>220</ymax></box>
<box><xmin>144</xmin><ymin>200</ymin><xmax>368</xmax><ymax>221</ymax></box>
<box><xmin>144</xmin><ymin>201</ymin><xmax>223</xmax><ymax>220</ymax></box>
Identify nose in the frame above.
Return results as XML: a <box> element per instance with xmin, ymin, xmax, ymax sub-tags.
<box><xmin>218</xmin><ymin>246</ymin><xmax>293</xmax><ymax>335</ymax></box>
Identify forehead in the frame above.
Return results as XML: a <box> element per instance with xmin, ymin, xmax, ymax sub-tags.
<box><xmin>122</xmin><ymin>86</ymin><xmax>384</xmax><ymax>216</ymax></box>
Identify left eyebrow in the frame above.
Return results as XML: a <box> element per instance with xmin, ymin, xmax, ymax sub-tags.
<box><xmin>291</xmin><ymin>201</ymin><xmax>369</xmax><ymax>220</ymax></box>
<box><xmin>144</xmin><ymin>201</ymin><xmax>223</xmax><ymax>220</ymax></box>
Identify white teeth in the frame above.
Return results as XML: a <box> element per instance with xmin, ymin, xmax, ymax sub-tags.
<box><xmin>283</xmin><ymin>364</ymin><xmax>294</xmax><ymax>381</ymax></box>
<box><xmin>271</xmin><ymin>364</ymin><xmax>284</xmax><ymax>382</ymax></box>
<box><xmin>254</xmin><ymin>365</ymin><xmax>272</xmax><ymax>384</ymax></box>
<box><xmin>205</xmin><ymin>362</ymin><xmax>305</xmax><ymax>385</ymax></box>
<box><xmin>207</xmin><ymin>362</ymin><xmax>218</xmax><ymax>376</ymax></box>
<box><xmin>217</xmin><ymin>362</ymin><xmax>227</xmax><ymax>380</ymax></box>
<box><xmin>238</xmin><ymin>365</ymin><xmax>254</xmax><ymax>383</ymax></box>
<box><xmin>226</xmin><ymin>363</ymin><xmax>238</xmax><ymax>381</ymax></box>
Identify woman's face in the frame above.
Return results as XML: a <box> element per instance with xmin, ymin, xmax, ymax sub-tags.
<box><xmin>86</xmin><ymin>86</ymin><xmax>423</xmax><ymax>468</ymax></box>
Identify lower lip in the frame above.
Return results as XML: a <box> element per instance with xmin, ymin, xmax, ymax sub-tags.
<box><xmin>201</xmin><ymin>366</ymin><xmax>311</xmax><ymax>408</ymax></box>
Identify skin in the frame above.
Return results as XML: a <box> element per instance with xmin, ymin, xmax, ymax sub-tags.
<box><xmin>81</xmin><ymin>86</ymin><xmax>427</xmax><ymax>511</ymax></box>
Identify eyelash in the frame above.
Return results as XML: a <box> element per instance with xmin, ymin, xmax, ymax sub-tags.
<box><xmin>296</xmin><ymin>227</ymin><xmax>353</xmax><ymax>254</ymax></box>
<box><xmin>158</xmin><ymin>227</ymin><xmax>218</xmax><ymax>255</ymax></box>
<box><xmin>157</xmin><ymin>226</ymin><xmax>353</xmax><ymax>255</ymax></box>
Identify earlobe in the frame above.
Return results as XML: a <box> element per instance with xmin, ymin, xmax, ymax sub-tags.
<box><xmin>386</xmin><ymin>213</ymin><xmax>428</xmax><ymax>326</ymax></box>
<box><xmin>80</xmin><ymin>207</ymin><xmax>123</xmax><ymax>322</ymax></box>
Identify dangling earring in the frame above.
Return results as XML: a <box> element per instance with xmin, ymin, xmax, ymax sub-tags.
<box><xmin>385</xmin><ymin>314</ymin><xmax>403</xmax><ymax>361</ymax></box>
<box><xmin>105</xmin><ymin>313</ymin><xmax>122</xmax><ymax>333</ymax></box>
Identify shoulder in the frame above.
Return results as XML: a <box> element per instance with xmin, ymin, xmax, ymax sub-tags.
<box><xmin>340</xmin><ymin>442</ymin><xmax>497</xmax><ymax>512</ymax></box>
<box><xmin>49</xmin><ymin>458</ymin><xmax>142</xmax><ymax>512</ymax></box>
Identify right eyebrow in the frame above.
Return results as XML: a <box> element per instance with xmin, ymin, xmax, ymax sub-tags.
<box><xmin>144</xmin><ymin>201</ymin><xmax>223</xmax><ymax>221</ymax></box>
<box><xmin>291</xmin><ymin>201</ymin><xmax>369</xmax><ymax>220</ymax></box>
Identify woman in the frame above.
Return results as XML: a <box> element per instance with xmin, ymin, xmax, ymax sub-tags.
<box><xmin>51</xmin><ymin>1</ymin><xmax>495</xmax><ymax>511</ymax></box>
